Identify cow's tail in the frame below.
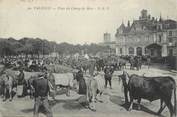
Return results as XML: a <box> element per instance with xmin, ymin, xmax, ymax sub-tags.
<box><xmin>174</xmin><ymin>86</ymin><xmax>176</xmax><ymax>116</ymax></box>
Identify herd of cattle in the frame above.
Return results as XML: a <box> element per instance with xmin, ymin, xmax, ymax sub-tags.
<box><xmin>0</xmin><ymin>55</ymin><xmax>176</xmax><ymax>117</ymax></box>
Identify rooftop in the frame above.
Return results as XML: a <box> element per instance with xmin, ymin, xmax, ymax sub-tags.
<box><xmin>116</xmin><ymin>10</ymin><xmax>177</xmax><ymax>35</ymax></box>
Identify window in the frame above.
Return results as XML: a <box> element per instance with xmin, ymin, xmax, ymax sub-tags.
<box><xmin>159</xmin><ymin>35</ymin><xmax>162</xmax><ymax>42</ymax></box>
<box><xmin>169</xmin><ymin>49</ymin><xmax>173</xmax><ymax>56</ymax></box>
<box><xmin>120</xmin><ymin>48</ymin><xmax>122</xmax><ymax>54</ymax></box>
<box><xmin>145</xmin><ymin>48</ymin><xmax>149</xmax><ymax>54</ymax></box>
<box><xmin>136</xmin><ymin>47</ymin><xmax>142</xmax><ymax>56</ymax></box>
<box><xmin>169</xmin><ymin>38</ymin><xmax>173</xmax><ymax>43</ymax></box>
<box><xmin>129</xmin><ymin>47</ymin><xmax>134</xmax><ymax>55</ymax></box>
<box><xmin>169</xmin><ymin>31</ymin><xmax>172</xmax><ymax>36</ymax></box>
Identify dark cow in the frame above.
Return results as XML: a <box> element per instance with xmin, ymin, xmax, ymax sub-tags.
<box><xmin>119</xmin><ymin>71</ymin><xmax>176</xmax><ymax>117</ymax></box>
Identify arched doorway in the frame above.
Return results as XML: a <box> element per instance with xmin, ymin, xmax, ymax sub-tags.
<box><xmin>136</xmin><ymin>47</ymin><xmax>142</xmax><ymax>56</ymax></box>
<box><xmin>146</xmin><ymin>43</ymin><xmax>162</xmax><ymax>58</ymax></box>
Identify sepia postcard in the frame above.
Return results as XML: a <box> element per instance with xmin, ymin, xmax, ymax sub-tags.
<box><xmin>0</xmin><ymin>0</ymin><xmax>177</xmax><ymax>117</ymax></box>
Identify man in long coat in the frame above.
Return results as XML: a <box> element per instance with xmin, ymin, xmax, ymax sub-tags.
<box><xmin>32</xmin><ymin>72</ymin><xmax>53</xmax><ymax>117</ymax></box>
<box><xmin>104</xmin><ymin>65</ymin><xmax>114</xmax><ymax>89</ymax></box>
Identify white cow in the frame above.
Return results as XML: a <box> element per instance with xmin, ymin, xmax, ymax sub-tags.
<box><xmin>72</xmin><ymin>72</ymin><xmax>104</xmax><ymax>111</ymax></box>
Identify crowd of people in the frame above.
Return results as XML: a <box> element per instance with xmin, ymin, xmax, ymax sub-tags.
<box><xmin>0</xmin><ymin>54</ymin><xmax>152</xmax><ymax>72</ymax></box>
<box><xmin>0</xmin><ymin>54</ymin><xmax>152</xmax><ymax>117</ymax></box>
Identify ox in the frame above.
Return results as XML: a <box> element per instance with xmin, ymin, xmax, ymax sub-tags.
<box><xmin>52</xmin><ymin>73</ymin><xmax>73</xmax><ymax>96</ymax></box>
<box><xmin>26</xmin><ymin>72</ymin><xmax>73</xmax><ymax>99</ymax></box>
<box><xmin>0</xmin><ymin>72</ymin><xmax>18</xmax><ymax>101</ymax></box>
<box><xmin>119</xmin><ymin>71</ymin><xmax>176</xmax><ymax>117</ymax></box>
<box><xmin>72</xmin><ymin>72</ymin><xmax>104</xmax><ymax>111</ymax></box>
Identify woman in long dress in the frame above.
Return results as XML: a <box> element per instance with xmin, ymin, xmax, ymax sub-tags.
<box><xmin>75</xmin><ymin>69</ymin><xmax>86</xmax><ymax>95</ymax></box>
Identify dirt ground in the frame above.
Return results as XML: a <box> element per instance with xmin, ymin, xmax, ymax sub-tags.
<box><xmin>0</xmin><ymin>64</ymin><xmax>176</xmax><ymax>117</ymax></box>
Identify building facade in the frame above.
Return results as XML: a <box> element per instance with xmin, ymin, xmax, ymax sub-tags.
<box><xmin>101</xmin><ymin>32</ymin><xmax>115</xmax><ymax>50</ymax></box>
<box><xmin>115</xmin><ymin>9</ymin><xmax>177</xmax><ymax>58</ymax></box>
<box><xmin>104</xmin><ymin>33</ymin><xmax>111</xmax><ymax>43</ymax></box>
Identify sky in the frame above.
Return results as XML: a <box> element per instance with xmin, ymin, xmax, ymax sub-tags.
<box><xmin>0</xmin><ymin>0</ymin><xmax>177</xmax><ymax>44</ymax></box>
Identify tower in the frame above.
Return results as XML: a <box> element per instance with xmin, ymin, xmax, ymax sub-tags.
<box><xmin>139</xmin><ymin>9</ymin><xmax>148</xmax><ymax>20</ymax></box>
<box><xmin>104</xmin><ymin>33</ymin><xmax>111</xmax><ymax>43</ymax></box>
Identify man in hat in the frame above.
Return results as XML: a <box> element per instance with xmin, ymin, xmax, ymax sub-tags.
<box><xmin>18</xmin><ymin>69</ymin><xmax>25</xmax><ymax>85</ymax></box>
<box><xmin>104</xmin><ymin>65</ymin><xmax>114</xmax><ymax>89</ymax></box>
<box><xmin>147</xmin><ymin>56</ymin><xmax>151</xmax><ymax>69</ymax></box>
<box><xmin>32</xmin><ymin>72</ymin><xmax>53</xmax><ymax>117</ymax></box>
<box><xmin>17</xmin><ymin>69</ymin><xmax>26</xmax><ymax>97</ymax></box>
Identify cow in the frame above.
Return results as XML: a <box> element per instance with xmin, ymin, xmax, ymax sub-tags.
<box><xmin>119</xmin><ymin>71</ymin><xmax>176</xmax><ymax>117</ymax></box>
<box><xmin>1</xmin><ymin>73</ymin><xmax>18</xmax><ymax>101</ymax></box>
<box><xmin>52</xmin><ymin>73</ymin><xmax>73</xmax><ymax>97</ymax></box>
<box><xmin>72</xmin><ymin>71</ymin><xmax>103</xmax><ymax>111</ymax></box>
<box><xmin>48</xmin><ymin>72</ymin><xmax>56</xmax><ymax>100</ymax></box>
<box><xmin>26</xmin><ymin>76</ymin><xmax>36</xmax><ymax>99</ymax></box>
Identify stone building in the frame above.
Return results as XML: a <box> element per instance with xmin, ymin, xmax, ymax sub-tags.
<box><xmin>102</xmin><ymin>32</ymin><xmax>116</xmax><ymax>52</ymax></box>
<box><xmin>104</xmin><ymin>33</ymin><xmax>111</xmax><ymax>43</ymax></box>
<box><xmin>115</xmin><ymin>9</ymin><xmax>177</xmax><ymax>58</ymax></box>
